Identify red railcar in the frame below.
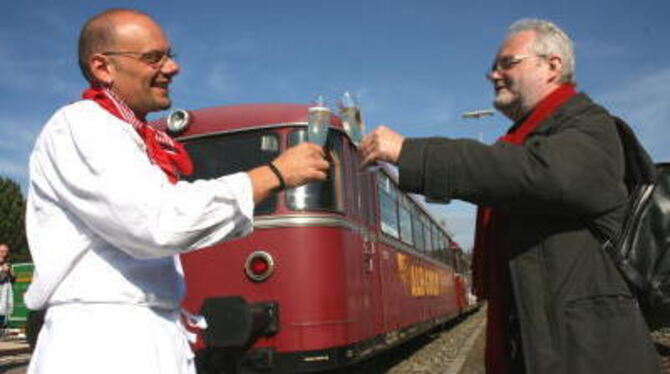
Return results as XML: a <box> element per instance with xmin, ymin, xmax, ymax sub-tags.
<box><xmin>156</xmin><ymin>104</ymin><xmax>476</xmax><ymax>373</ymax></box>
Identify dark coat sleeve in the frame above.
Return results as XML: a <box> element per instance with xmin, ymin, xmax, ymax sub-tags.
<box><xmin>398</xmin><ymin>98</ymin><xmax>627</xmax><ymax>219</ymax></box>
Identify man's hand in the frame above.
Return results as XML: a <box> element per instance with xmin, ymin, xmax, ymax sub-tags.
<box><xmin>272</xmin><ymin>142</ymin><xmax>329</xmax><ymax>188</ymax></box>
<box><xmin>248</xmin><ymin>142</ymin><xmax>329</xmax><ymax>204</ymax></box>
<box><xmin>359</xmin><ymin>125</ymin><xmax>405</xmax><ymax>167</ymax></box>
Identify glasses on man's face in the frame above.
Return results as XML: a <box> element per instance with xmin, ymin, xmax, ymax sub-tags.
<box><xmin>491</xmin><ymin>53</ymin><xmax>551</xmax><ymax>74</ymax></box>
<box><xmin>490</xmin><ymin>54</ymin><xmax>536</xmax><ymax>73</ymax></box>
<box><xmin>101</xmin><ymin>49</ymin><xmax>176</xmax><ymax>69</ymax></box>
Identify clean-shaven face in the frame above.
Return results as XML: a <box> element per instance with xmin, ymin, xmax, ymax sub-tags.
<box><xmin>105</xmin><ymin>14</ymin><xmax>180</xmax><ymax>119</ymax></box>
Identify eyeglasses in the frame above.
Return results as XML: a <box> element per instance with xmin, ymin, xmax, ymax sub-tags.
<box><xmin>101</xmin><ymin>49</ymin><xmax>176</xmax><ymax>68</ymax></box>
<box><xmin>490</xmin><ymin>54</ymin><xmax>545</xmax><ymax>72</ymax></box>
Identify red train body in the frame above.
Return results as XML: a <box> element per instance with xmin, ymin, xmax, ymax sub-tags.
<box><xmin>154</xmin><ymin>104</ymin><xmax>477</xmax><ymax>373</ymax></box>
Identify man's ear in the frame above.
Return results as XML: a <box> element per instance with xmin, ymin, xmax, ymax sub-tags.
<box><xmin>89</xmin><ymin>54</ymin><xmax>115</xmax><ymax>86</ymax></box>
<box><xmin>547</xmin><ymin>55</ymin><xmax>563</xmax><ymax>82</ymax></box>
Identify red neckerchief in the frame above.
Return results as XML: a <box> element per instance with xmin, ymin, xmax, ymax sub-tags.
<box><xmin>472</xmin><ymin>83</ymin><xmax>577</xmax><ymax>374</ymax></box>
<box><xmin>82</xmin><ymin>86</ymin><xmax>193</xmax><ymax>184</ymax></box>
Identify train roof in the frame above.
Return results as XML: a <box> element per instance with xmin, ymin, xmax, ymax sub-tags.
<box><xmin>153</xmin><ymin>103</ymin><xmax>344</xmax><ymax>138</ymax></box>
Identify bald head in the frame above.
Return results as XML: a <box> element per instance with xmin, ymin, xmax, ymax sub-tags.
<box><xmin>77</xmin><ymin>8</ymin><xmax>154</xmax><ymax>82</ymax></box>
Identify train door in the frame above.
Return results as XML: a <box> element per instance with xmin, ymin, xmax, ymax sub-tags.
<box><xmin>361</xmin><ymin>167</ymin><xmax>383</xmax><ymax>336</ymax></box>
<box><xmin>347</xmin><ymin>143</ymin><xmax>383</xmax><ymax>340</ymax></box>
<box><xmin>376</xmin><ymin>172</ymin><xmax>402</xmax><ymax>332</ymax></box>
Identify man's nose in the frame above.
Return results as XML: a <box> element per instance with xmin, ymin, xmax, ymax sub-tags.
<box><xmin>487</xmin><ymin>68</ymin><xmax>501</xmax><ymax>82</ymax></box>
<box><xmin>162</xmin><ymin>57</ymin><xmax>180</xmax><ymax>77</ymax></box>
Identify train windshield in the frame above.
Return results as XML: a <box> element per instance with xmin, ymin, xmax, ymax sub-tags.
<box><xmin>287</xmin><ymin>129</ymin><xmax>345</xmax><ymax>212</ymax></box>
<box><xmin>182</xmin><ymin>131</ymin><xmax>280</xmax><ymax>215</ymax></box>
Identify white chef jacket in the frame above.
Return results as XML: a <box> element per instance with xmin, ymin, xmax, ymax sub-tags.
<box><xmin>25</xmin><ymin>100</ymin><xmax>254</xmax><ymax>374</ymax></box>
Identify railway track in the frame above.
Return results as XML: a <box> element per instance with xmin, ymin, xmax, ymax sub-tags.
<box><xmin>323</xmin><ymin>306</ymin><xmax>486</xmax><ymax>374</ymax></box>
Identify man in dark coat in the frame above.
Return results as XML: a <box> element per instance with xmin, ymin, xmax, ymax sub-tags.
<box><xmin>360</xmin><ymin>18</ymin><xmax>661</xmax><ymax>374</ymax></box>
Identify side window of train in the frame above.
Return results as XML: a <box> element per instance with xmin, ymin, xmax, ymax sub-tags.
<box><xmin>432</xmin><ymin>225</ymin><xmax>441</xmax><ymax>260</ymax></box>
<box><xmin>286</xmin><ymin>129</ymin><xmax>345</xmax><ymax>212</ymax></box>
<box><xmin>378</xmin><ymin>173</ymin><xmax>399</xmax><ymax>238</ymax></box>
<box><xmin>349</xmin><ymin>143</ymin><xmax>365</xmax><ymax>221</ymax></box>
<box><xmin>398</xmin><ymin>195</ymin><xmax>414</xmax><ymax>245</ymax></box>
<box><xmin>412</xmin><ymin>208</ymin><xmax>425</xmax><ymax>251</ymax></box>
<box><xmin>423</xmin><ymin>215</ymin><xmax>432</xmax><ymax>253</ymax></box>
<box><xmin>366</xmin><ymin>174</ymin><xmax>376</xmax><ymax>228</ymax></box>
<box><xmin>449</xmin><ymin>247</ymin><xmax>456</xmax><ymax>268</ymax></box>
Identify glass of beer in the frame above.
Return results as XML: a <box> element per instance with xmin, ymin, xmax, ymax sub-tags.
<box><xmin>308</xmin><ymin>95</ymin><xmax>331</xmax><ymax>147</ymax></box>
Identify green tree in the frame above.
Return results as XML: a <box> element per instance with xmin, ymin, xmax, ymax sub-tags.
<box><xmin>0</xmin><ymin>176</ymin><xmax>30</xmax><ymax>263</ymax></box>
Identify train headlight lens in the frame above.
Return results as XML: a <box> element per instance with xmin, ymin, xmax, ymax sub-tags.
<box><xmin>245</xmin><ymin>251</ymin><xmax>275</xmax><ymax>282</ymax></box>
<box><xmin>166</xmin><ymin>109</ymin><xmax>191</xmax><ymax>135</ymax></box>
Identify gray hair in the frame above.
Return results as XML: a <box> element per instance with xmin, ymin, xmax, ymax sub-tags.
<box><xmin>507</xmin><ymin>18</ymin><xmax>576</xmax><ymax>84</ymax></box>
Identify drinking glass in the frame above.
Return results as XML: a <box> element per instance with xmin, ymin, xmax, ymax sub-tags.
<box><xmin>338</xmin><ymin>91</ymin><xmax>364</xmax><ymax>146</ymax></box>
<box><xmin>338</xmin><ymin>92</ymin><xmax>379</xmax><ymax>172</ymax></box>
<box><xmin>307</xmin><ymin>95</ymin><xmax>331</xmax><ymax>146</ymax></box>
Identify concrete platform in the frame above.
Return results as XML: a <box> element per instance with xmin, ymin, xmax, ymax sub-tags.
<box><xmin>0</xmin><ymin>339</ymin><xmax>30</xmax><ymax>356</ymax></box>
<box><xmin>0</xmin><ymin>332</ymin><xmax>31</xmax><ymax>374</ymax></box>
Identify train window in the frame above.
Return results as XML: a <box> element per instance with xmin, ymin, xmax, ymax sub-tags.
<box><xmin>423</xmin><ymin>216</ymin><xmax>432</xmax><ymax>252</ymax></box>
<box><xmin>286</xmin><ymin>129</ymin><xmax>345</xmax><ymax>212</ymax></box>
<box><xmin>378</xmin><ymin>173</ymin><xmax>399</xmax><ymax>238</ymax></box>
<box><xmin>446</xmin><ymin>248</ymin><xmax>454</xmax><ymax>267</ymax></box>
<box><xmin>412</xmin><ymin>209</ymin><xmax>424</xmax><ymax>251</ymax></box>
<box><xmin>440</xmin><ymin>236</ymin><xmax>449</xmax><ymax>263</ymax></box>
<box><xmin>441</xmin><ymin>235</ymin><xmax>450</xmax><ymax>263</ymax></box>
<box><xmin>183</xmin><ymin>131</ymin><xmax>279</xmax><ymax>215</ymax></box>
<box><xmin>365</xmin><ymin>174</ymin><xmax>376</xmax><ymax>227</ymax></box>
<box><xmin>446</xmin><ymin>240</ymin><xmax>456</xmax><ymax>267</ymax></box>
<box><xmin>349</xmin><ymin>146</ymin><xmax>363</xmax><ymax>219</ymax></box>
<box><xmin>398</xmin><ymin>196</ymin><xmax>413</xmax><ymax>245</ymax></box>
<box><xmin>432</xmin><ymin>225</ymin><xmax>441</xmax><ymax>259</ymax></box>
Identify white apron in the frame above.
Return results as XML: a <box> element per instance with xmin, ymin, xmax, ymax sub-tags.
<box><xmin>28</xmin><ymin>304</ymin><xmax>195</xmax><ymax>374</ymax></box>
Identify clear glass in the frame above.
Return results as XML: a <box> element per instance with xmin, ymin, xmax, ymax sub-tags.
<box><xmin>338</xmin><ymin>91</ymin><xmax>364</xmax><ymax>145</ymax></box>
<box><xmin>338</xmin><ymin>92</ymin><xmax>378</xmax><ymax>172</ymax></box>
<box><xmin>307</xmin><ymin>95</ymin><xmax>331</xmax><ymax>146</ymax></box>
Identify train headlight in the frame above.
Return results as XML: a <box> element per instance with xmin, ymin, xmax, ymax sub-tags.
<box><xmin>166</xmin><ymin>109</ymin><xmax>191</xmax><ymax>135</ymax></box>
<box><xmin>245</xmin><ymin>251</ymin><xmax>275</xmax><ymax>282</ymax></box>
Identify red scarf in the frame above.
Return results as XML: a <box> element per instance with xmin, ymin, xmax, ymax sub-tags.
<box><xmin>82</xmin><ymin>86</ymin><xmax>193</xmax><ymax>184</ymax></box>
<box><xmin>472</xmin><ymin>84</ymin><xmax>576</xmax><ymax>374</ymax></box>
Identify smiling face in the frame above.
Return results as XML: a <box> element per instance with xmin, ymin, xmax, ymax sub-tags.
<box><xmin>89</xmin><ymin>12</ymin><xmax>179</xmax><ymax>120</ymax></box>
<box><xmin>488</xmin><ymin>30</ymin><xmax>561</xmax><ymax>121</ymax></box>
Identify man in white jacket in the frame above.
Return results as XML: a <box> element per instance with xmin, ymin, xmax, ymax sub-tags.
<box><xmin>25</xmin><ymin>8</ymin><xmax>329</xmax><ymax>374</ymax></box>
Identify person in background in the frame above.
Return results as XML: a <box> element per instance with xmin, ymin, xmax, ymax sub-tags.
<box><xmin>25</xmin><ymin>8</ymin><xmax>329</xmax><ymax>374</ymax></box>
<box><xmin>360</xmin><ymin>18</ymin><xmax>660</xmax><ymax>374</ymax></box>
<box><xmin>0</xmin><ymin>244</ymin><xmax>14</xmax><ymax>332</ymax></box>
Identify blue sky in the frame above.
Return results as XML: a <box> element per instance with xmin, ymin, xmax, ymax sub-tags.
<box><xmin>2</xmin><ymin>1</ymin><xmax>669</xmax><ymax>250</ymax></box>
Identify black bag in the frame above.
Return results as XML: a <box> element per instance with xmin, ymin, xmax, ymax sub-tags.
<box><xmin>595</xmin><ymin>117</ymin><xmax>670</xmax><ymax>330</ymax></box>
